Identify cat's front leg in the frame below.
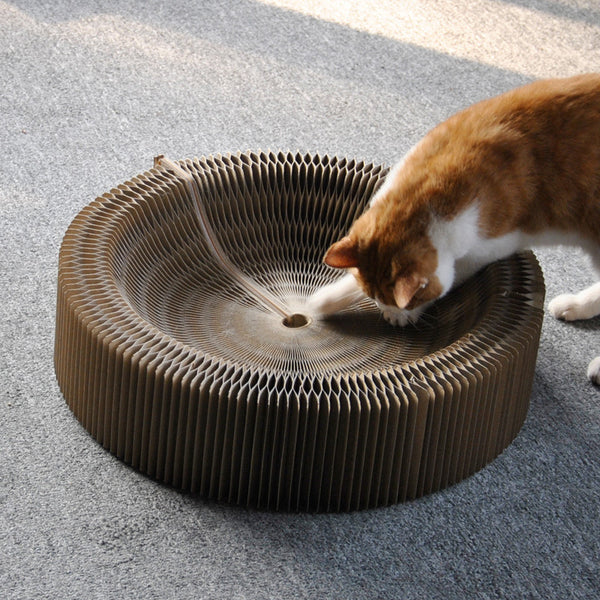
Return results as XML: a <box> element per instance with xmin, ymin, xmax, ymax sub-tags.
<box><xmin>548</xmin><ymin>282</ymin><xmax>600</xmax><ymax>321</ymax></box>
<box><xmin>306</xmin><ymin>272</ymin><xmax>367</xmax><ymax>315</ymax></box>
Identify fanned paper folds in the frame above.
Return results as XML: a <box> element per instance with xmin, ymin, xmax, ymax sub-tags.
<box><xmin>54</xmin><ymin>151</ymin><xmax>545</xmax><ymax>511</ymax></box>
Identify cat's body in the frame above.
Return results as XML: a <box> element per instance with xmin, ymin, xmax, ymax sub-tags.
<box><xmin>307</xmin><ymin>74</ymin><xmax>600</xmax><ymax>383</ymax></box>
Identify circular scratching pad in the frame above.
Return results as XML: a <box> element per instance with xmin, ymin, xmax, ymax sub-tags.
<box><xmin>54</xmin><ymin>151</ymin><xmax>545</xmax><ymax>511</ymax></box>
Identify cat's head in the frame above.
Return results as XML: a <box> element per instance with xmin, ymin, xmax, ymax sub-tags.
<box><xmin>323</xmin><ymin>204</ymin><xmax>445</xmax><ymax>314</ymax></box>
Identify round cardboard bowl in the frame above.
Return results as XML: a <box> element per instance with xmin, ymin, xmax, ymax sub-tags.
<box><xmin>54</xmin><ymin>151</ymin><xmax>544</xmax><ymax>511</ymax></box>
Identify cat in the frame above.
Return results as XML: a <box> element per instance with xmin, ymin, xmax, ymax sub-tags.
<box><xmin>307</xmin><ymin>73</ymin><xmax>600</xmax><ymax>384</ymax></box>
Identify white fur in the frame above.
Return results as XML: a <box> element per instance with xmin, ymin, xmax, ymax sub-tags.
<box><xmin>305</xmin><ymin>272</ymin><xmax>366</xmax><ymax>315</ymax></box>
<box><xmin>375</xmin><ymin>302</ymin><xmax>423</xmax><ymax>327</ymax></box>
<box><xmin>587</xmin><ymin>355</ymin><xmax>600</xmax><ymax>385</ymax></box>
<box><xmin>548</xmin><ymin>282</ymin><xmax>600</xmax><ymax>320</ymax></box>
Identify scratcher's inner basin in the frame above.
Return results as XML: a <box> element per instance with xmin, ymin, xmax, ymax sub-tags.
<box><xmin>112</xmin><ymin>156</ymin><xmax>496</xmax><ymax>375</ymax></box>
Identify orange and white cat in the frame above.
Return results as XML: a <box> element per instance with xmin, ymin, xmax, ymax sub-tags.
<box><xmin>308</xmin><ymin>74</ymin><xmax>600</xmax><ymax>383</ymax></box>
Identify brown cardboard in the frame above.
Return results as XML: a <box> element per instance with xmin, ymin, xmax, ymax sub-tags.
<box><xmin>54</xmin><ymin>151</ymin><xmax>545</xmax><ymax>511</ymax></box>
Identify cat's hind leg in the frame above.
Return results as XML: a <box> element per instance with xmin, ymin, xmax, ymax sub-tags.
<box><xmin>551</xmin><ymin>247</ymin><xmax>600</xmax><ymax>321</ymax></box>
<box><xmin>548</xmin><ymin>282</ymin><xmax>600</xmax><ymax>321</ymax></box>
<box><xmin>548</xmin><ymin>279</ymin><xmax>600</xmax><ymax>385</ymax></box>
<box><xmin>586</xmin><ymin>356</ymin><xmax>600</xmax><ymax>385</ymax></box>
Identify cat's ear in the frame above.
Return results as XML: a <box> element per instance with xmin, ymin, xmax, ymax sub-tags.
<box><xmin>323</xmin><ymin>236</ymin><xmax>359</xmax><ymax>269</ymax></box>
<box><xmin>393</xmin><ymin>275</ymin><xmax>428</xmax><ymax>309</ymax></box>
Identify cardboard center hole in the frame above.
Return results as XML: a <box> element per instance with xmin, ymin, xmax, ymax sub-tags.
<box><xmin>282</xmin><ymin>313</ymin><xmax>311</xmax><ymax>328</ymax></box>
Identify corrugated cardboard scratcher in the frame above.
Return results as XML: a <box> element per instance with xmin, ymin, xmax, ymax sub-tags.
<box><xmin>54</xmin><ymin>151</ymin><xmax>545</xmax><ymax>511</ymax></box>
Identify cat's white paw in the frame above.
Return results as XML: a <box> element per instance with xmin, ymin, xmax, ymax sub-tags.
<box><xmin>379</xmin><ymin>304</ymin><xmax>424</xmax><ymax>327</ymax></box>
<box><xmin>548</xmin><ymin>293</ymin><xmax>592</xmax><ymax>321</ymax></box>
<box><xmin>587</xmin><ymin>357</ymin><xmax>600</xmax><ymax>385</ymax></box>
<box><xmin>381</xmin><ymin>308</ymin><xmax>409</xmax><ymax>327</ymax></box>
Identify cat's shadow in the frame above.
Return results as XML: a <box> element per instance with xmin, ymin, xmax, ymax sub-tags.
<box><xmin>318</xmin><ymin>310</ymin><xmax>428</xmax><ymax>339</ymax></box>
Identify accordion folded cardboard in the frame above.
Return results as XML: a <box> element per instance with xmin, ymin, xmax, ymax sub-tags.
<box><xmin>54</xmin><ymin>151</ymin><xmax>545</xmax><ymax>511</ymax></box>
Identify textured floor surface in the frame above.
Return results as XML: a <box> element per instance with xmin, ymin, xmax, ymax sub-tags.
<box><xmin>1</xmin><ymin>1</ymin><xmax>599</xmax><ymax>598</ymax></box>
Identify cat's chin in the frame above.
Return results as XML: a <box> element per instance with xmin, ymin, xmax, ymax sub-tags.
<box><xmin>377</xmin><ymin>302</ymin><xmax>426</xmax><ymax>327</ymax></box>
